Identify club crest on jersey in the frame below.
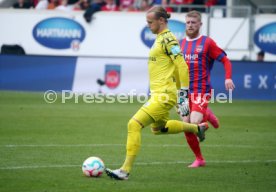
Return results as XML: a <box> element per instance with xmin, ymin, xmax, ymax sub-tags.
<box><xmin>104</xmin><ymin>64</ymin><xmax>121</xmax><ymax>89</ymax></box>
<box><xmin>196</xmin><ymin>45</ymin><xmax>203</xmax><ymax>52</ymax></box>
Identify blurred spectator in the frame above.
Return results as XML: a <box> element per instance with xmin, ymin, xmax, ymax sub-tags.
<box><xmin>77</xmin><ymin>0</ymin><xmax>91</xmax><ymax>10</ymax></box>
<box><xmin>136</xmin><ymin>0</ymin><xmax>151</xmax><ymax>11</ymax></box>
<box><xmin>170</xmin><ymin>0</ymin><xmax>194</xmax><ymax>5</ymax></box>
<box><xmin>83</xmin><ymin>0</ymin><xmax>106</xmax><ymax>22</ymax></box>
<box><xmin>47</xmin><ymin>0</ymin><xmax>60</xmax><ymax>9</ymax></box>
<box><xmin>13</xmin><ymin>0</ymin><xmax>33</xmax><ymax>9</ymax></box>
<box><xmin>68</xmin><ymin>0</ymin><xmax>79</xmax><ymax>3</ymax></box>
<box><xmin>35</xmin><ymin>0</ymin><xmax>49</xmax><ymax>9</ymax></box>
<box><xmin>31</xmin><ymin>0</ymin><xmax>40</xmax><ymax>7</ymax></box>
<box><xmin>101</xmin><ymin>0</ymin><xmax>119</xmax><ymax>11</ymax></box>
<box><xmin>241</xmin><ymin>55</ymin><xmax>249</xmax><ymax>61</ymax></box>
<box><xmin>257</xmin><ymin>51</ymin><xmax>265</xmax><ymax>62</ymax></box>
<box><xmin>120</xmin><ymin>0</ymin><xmax>135</xmax><ymax>11</ymax></box>
<box><xmin>1</xmin><ymin>44</ymin><xmax>26</xmax><ymax>55</ymax></box>
<box><xmin>204</xmin><ymin>0</ymin><xmax>217</xmax><ymax>7</ymax></box>
<box><xmin>55</xmin><ymin>0</ymin><xmax>77</xmax><ymax>11</ymax></box>
<box><xmin>170</xmin><ymin>0</ymin><xmax>194</xmax><ymax>12</ymax></box>
<box><xmin>150</xmin><ymin>0</ymin><xmax>162</xmax><ymax>5</ymax></box>
<box><xmin>217</xmin><ymin>0</ymin><xmax>226</xmax><ymax>5</ymax></box>
<box><xmin>55</xmin><ymin>0</ymin><xmax>69</xmax><ymax>10</ymax></box>
<box><xmin>192</xmin><ymin>0</ymin><xmax>205</xmax><ymax>12</ymax></box>
<box><xmin>151</xmin><ymin>0</ymin><xmax>173</xmax><ymax>12</ymax></box>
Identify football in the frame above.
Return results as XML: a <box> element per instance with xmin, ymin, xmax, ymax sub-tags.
<box><xmin>82</xmin><ymin>156</ymin><xmax>105</xmax><ymax>177</ymax></box>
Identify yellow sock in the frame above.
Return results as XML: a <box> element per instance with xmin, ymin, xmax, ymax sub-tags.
<box><xmin>165</xmin><ymin>120</ymin><xmax>198</xmax><ymax>134</ymax></box>
<box><xmin>121</xmin><ymin>109</ymin><xmax>154</xmax><ymax>173</ymax></box>
<box><xmin>121</xmin><ymin>119</ymin><xmax>142</xmax><ymax>173</ymax></box>
<box><xmin>121</xmin><ymin>155</ymin><xmax>136</xmax><ymax>173</ymax></box>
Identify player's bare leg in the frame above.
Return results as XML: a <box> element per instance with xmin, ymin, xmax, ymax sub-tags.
<box><xmin>206</xmin><ymin>108</ymin><xmax>219</xmax><ymax>128</ymax></box>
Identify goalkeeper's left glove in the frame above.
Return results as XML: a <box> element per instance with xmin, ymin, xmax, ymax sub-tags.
<box><xmin>177</xmin><ymin>88</ymin><xmax>190</xmax><ymax>117</ymax></box>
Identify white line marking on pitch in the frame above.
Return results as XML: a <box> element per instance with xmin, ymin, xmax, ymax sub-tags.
<box><xmin>2</xmin><ymin>144</ymin><xmax>275</xmax><ymax>149</ymax></box>
<box><xmin>0</xmin><ymin>160</ymin><xmax>275</xmax><ymax>170</ymax></box>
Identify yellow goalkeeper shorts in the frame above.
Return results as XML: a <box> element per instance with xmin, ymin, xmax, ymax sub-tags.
<box><xmin>139</xmin><ymin>93</ymin><xmax>177</xmax><ymax>128</ymax></box>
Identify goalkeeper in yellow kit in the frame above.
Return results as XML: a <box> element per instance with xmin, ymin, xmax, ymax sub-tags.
<box><xmin>105</xmin><ymin>6</ymin><xmax>208</xmax><ymax>180</ymax></box>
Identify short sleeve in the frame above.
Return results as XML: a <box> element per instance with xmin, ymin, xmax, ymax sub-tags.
<box><xmin>208</xmin><ymin>38</ymin><xmax>226</xmax><ymax>61</ymax></box>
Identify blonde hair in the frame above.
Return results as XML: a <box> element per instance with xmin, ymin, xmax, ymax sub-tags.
<box><xmin>147</xmin><ymin>6</ymin><xmax>171</xmax><ymax>23</ymax></box>
<box><xmin>186</xmin><ymin>10</ymin><xmax>202</xmax><ymax>22</ymax></box>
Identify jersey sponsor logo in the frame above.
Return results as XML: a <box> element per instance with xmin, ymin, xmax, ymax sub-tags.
<box><xmin>184</xmin><ymin>54</ymin><xmax>198</xmax><ymax>61</ymax></box>
<box><xmin>105</xmin><ymin>65</ymin><xmax>121</xmax><ymax>89</ymax></box>
<box><xmin>141</xmin><ymin>20</ymin><xmax>185</xmax><ymax>48</ymax></box>
<box><xmin>254</xmin><ymin>22</ymin><xmax>276</xmax><ymax>54</ymax></box>
<box><xmin>171</xmin><ymin>45</ymin><xmax>181</xmax><ymax>55</ymax></box>
<box><xmin>149</xmin><ymin>56</ymin><xmax>156</xmax><ymax>61</ymax></box>
<box><xmin>33</xmin><ymin>17</ymin><xmax>86</xmax><ymax>50</ymax></box>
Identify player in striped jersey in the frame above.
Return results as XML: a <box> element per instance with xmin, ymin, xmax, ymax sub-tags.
<box><xmin>180</xmin><ymin>10</ymin><xmax>235</xmax><ymax>168</ymax></box>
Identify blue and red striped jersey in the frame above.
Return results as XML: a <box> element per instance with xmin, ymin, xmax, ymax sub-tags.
<box><xmin>181</xmin><ymin>35</ymin><xmax>231</xmax><ymax>94</ymax></box>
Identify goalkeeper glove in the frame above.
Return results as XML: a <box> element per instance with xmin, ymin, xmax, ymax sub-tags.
<box><xmin>177</xmin><ymin>88</ymin><xmax>190</xmax><ymax>116</ymax></box>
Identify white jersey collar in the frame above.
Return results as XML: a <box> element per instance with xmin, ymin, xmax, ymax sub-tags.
<box><xmin>186</xmin><ymin>34</ymin><xmax>202</xmax><ymax>41</ymax></box>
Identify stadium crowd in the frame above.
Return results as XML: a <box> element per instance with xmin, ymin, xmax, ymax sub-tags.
<box><xmin>12</xmin><ymin>0</ymin><xmax>224</xmax><ymax>12</ymax></box>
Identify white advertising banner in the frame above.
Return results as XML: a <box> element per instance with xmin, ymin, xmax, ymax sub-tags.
<box><xmin>210</xmin><ymin>18</ymin><xmax>250</xmax><ymax>50</ymax></box>
<box><xmin>1</xmin><ymin>9</ymin><xmax>275</xmax><ymax>61</ymax></box>
<box><xmin>0</xmin><ymin>9</ymin><xmax>207</xmax><ymax>57</ymax></box>
<box><xmin>209</xmin><ymin>17</ymin><xmax>250</xmax><ymax>60</ymax></box>
<box><xmin>73</xmin><ymin>57</ymin><xmax>149</xmax><ymax>94</ymax></box>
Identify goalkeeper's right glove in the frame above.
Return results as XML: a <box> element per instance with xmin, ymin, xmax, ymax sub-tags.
<box><xmin>177</xmin><ymin>88</ymin><xmax>190</xmax><ymax>117</ymax></box>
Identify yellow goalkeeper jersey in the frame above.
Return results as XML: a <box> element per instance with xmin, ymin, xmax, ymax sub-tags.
<box><xmin>148</xmin><ymin>29</ymin><xmax>189</xmax><ymax>94</ymax></box>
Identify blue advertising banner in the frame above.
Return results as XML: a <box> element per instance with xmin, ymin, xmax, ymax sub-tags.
<box><xmin>0</xmin><ymin>55</ymin><xmax>275</xmax><ymax>100</ymax></box>
<box><xmin>254</xmin><ymin>22</ymin><xmax>276</xmax><ymax>55</ymax></box>
<box><xmin>32</xmin><ymin>17</ymin><xmax>86</xmax><ymax>50</ymax></box>
<box><xmin>141</xmin><ymin>20</ymin><xmax>185</xmax><ymax>48</ymax></box>
<box><xmin>0</xmin><ymin>55</ymin><xmax>76</xmax><ymax>91</ymax></box>
<box><xmin>211</xmin><ymin>61</ymin><xmax>276</xmax><ymax>100</ymax></box>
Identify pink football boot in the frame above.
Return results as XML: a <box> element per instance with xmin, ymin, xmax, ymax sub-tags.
<box><xmin>188</xmin><ymin>159</ymin><xmax>206</xmax><ymax>168</ymax></box>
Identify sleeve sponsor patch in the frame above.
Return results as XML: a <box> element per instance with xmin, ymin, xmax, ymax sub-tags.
<box><xmin>171</xmin><ymin>45</ymin><xmax>181</xmax><ymax>55</ymax></box>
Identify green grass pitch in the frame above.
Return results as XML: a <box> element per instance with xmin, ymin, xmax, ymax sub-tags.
<box><xmin>0</xmin><ymin>91</ymin><xmax>275</xmax><ymax>192</ymax></box>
